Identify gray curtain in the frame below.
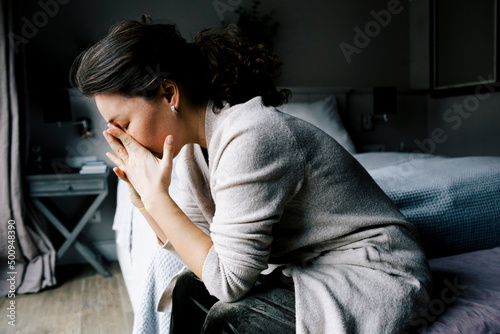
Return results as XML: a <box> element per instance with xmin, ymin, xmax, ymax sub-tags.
<box><xmin>0</xmin><ymin>0</ymin><xmax>56</xmax><ymax>295</ymax></box>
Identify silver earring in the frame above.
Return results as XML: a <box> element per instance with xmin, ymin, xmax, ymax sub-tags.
<box><xmin>171</xmin><ymin>106</ymin><xmax>178</xmax><ymax>114</ymax></box>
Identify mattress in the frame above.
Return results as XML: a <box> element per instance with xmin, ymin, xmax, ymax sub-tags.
<box><xmin>411</xmin><ymin>246</ymin><xmax>500</xmax><ymax>334</ymax></box>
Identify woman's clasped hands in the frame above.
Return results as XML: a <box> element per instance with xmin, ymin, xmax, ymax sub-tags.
<box><xmin>103</xmin><ymin>124</ymin><xmax>175</xmax><ymax>210</ymax></box>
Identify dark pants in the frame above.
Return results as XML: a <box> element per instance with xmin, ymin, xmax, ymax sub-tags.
<box><xmin>169</xmin><ymin>269</ymin><xmax>296</xmax><ymax>334</ymax></box>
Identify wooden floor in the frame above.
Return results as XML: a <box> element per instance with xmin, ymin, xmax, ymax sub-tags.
<box><xmin>1</xmin><ymin>261</ymin><xmax>134</xmax><ymax>334</ymax></box>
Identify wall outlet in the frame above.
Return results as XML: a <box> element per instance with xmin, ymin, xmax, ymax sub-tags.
<box><xmin>89</xmin><ymin>210</ymin><xmax>102</xmax><ymax>224</ymax></box>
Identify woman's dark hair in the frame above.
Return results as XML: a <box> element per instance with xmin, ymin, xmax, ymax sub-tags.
<box><xmin>70</xmin><ymin>15</ymin><xmax>290</xmax><ymax>110</ymax></box>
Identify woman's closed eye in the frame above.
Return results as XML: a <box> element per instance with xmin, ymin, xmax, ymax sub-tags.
<box><xmin>115</xmin><ymin>123</ymin><xmax>129</xmax><ymax>131</ymax></box>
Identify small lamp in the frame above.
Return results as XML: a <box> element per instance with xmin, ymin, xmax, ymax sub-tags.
<box><xmin>362</xmin><ymin>86</ymin><xmax>398</xmax><ymax>130</ymax></box>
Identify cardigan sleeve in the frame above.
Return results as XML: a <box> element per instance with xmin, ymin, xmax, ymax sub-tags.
<box><xmin>201</xmin><ymin>121</ymin><xmax>304</xmax><ymax>302</ymax></box>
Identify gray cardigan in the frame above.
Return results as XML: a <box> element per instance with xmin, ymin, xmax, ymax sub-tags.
<box><xmin>164</xmin><ymin>97</ymin><xmax>432</xmax><ymax>333</ymax></box>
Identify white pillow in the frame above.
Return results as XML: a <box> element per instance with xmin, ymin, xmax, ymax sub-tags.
<box><xmin>278</xmin><ymin>95</ymin><xmax>356</xmax><ymax>154</ymax></box>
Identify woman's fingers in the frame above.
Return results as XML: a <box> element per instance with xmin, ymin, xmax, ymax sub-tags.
<box><xmin>103</xmin><ymin>130</ymin><xmax>129</xmax><ymax>162</ymax></box>
<box><xmin>114</xmin><ymin>167</ymin><xmax>144</xmax><ymax>207</ymax></box>
<box><xmin>113</xmin><ymin>166</ymin><xmax>129</xmax><ymax>183</ymax></box>
<box><xmin>164</xmin><ymin>135</ymin><xmax>175</xmax><ymax>159</ymax></box>
<box><xmin>106</xmin><ymin>124</ymin><xmax>143</xmax><ymax>154</ymax></box>
<box><xmin>105</xmin><ymin>151</ymin><xmax>126</xmax><ymax>170</ymax></box>
<box><xmin>156</xmin><ymin>135</ymin><xmax>175</xmax><ymax>192</ymax></box>
<box><xmin>161</xmin><ymin>135</ymin><xmax>175</xmax><ymax>169</ymax></box>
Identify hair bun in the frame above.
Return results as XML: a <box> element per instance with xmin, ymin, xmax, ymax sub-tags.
<box><xmin>194</xmin><ymin>23</ymin><xmax>290</xmax><ymax>110</ymax></box>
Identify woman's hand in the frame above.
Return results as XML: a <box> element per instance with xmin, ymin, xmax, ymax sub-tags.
<box><xmin>103</xmin><ymin>124</ymin><xmax>176</xmax><ymax>209</ymax></box>
<box><xmin>113</xmin><ymin>167</ymin><xmax>144</xmax><ymax>208</ymax></box>
<box><xmin>104</xmin><ymin>125</ymin><xmax>212</xmax><ymax>280</ymax></box>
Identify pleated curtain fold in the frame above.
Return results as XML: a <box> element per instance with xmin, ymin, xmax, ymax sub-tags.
<box><xmin>0</xmin><ymin>0</ymin><xmax>56</xmax><ymax>296</ymax></box>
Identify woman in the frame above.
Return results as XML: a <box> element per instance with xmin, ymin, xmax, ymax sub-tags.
<box><xmin>71</xmin><ymin>15</ymin><xmax>431</xmax><ymax>334</ymax></box>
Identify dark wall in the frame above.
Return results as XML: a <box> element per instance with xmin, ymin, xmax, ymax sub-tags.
<box><xmin>16</xmin><ymin>0</ymin><xmax>412</xmax><ymax>89</ymax></box>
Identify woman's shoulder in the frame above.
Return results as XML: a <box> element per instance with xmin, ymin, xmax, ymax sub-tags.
<box><xmin>222</xmin><ymin>97</ymin><xmax>299</xmax><ymax>135</ymax></box>
<box><xmin>225</xmin><ymin>97</ymin><xmax>341</xmax><ymax>150</ymax></box>
<box><xmin>206</xmin><ymin>97</ymin><xmax>307</xmax><ymax>164</ymax></box>
<box><xmin>208</xmin><ymin>97</ymin><xmax>286</xmax><ymax>141</ymax></box>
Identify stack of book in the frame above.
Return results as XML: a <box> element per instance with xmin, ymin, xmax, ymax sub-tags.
<box><xmin>79</xmin><ymin>161</ymin><xmax>107</xmax><ymax>174</ymax></box>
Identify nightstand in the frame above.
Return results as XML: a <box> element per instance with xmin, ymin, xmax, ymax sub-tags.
<box><xmin>25</xmin><ymin>171</ymin><xmax>111</xmax><ymax>277</ymax></box>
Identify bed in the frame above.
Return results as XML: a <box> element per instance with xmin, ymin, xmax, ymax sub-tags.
<box><xmin>355</xmin><ymin>152</ymin><xmax>500</xmax><ymax>333</ymax></box>
<box><xmin>113</xmin><ymin>87</ymin><xmax>500</xmax><ymax>333</ymax></box>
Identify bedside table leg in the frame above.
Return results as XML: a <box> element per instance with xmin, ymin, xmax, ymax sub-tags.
<box><xmin>32</xmin><ymin>198</ymin><xmax>111</xmax><ymax>278</ymax></box>
<box><xmin>57</xmin><ymin>191</ymin><xmax>108</xmax><ymax>258</ymax></box>
<box><xmin>74</xmin><ymin>241</ymin><xmax>111</xmax><ymax>277</ymax></box>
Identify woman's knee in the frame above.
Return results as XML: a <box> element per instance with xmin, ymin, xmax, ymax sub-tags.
<box><xmin>170</xmin><ymin>270</ymin><xmax>219</xmax><ymax>334</ymax></box>
<box><xmin>171</xmin><ymin>269</ymin><xmax>215</xmax><ymax>313</ymax></box>
<box><xmin>202</xmin><ymin>301</ymin><xmax>242</xmax><ymax>334</ymax></box>
<box><xmin>173</xmin><ymin>270</ymin><xmax>201</xmax><ymax>296</ymax></box>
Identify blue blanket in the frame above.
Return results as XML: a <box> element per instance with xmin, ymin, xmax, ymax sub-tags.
<box><xmin>354</xmin><ymin>153</ymin><xmax>500</xmax><ymax>258</ymax></box>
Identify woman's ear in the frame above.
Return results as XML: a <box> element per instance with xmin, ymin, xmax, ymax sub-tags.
<box><xmin>160</xmin><ymin>80</ymin><xmax>179</xmax><ymax>110</ymax></box>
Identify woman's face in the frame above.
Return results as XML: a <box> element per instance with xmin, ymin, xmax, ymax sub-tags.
<box><xmin>95</xmin><ymin>93</ymin><xmax>178</xmax><ymax>158</ymax></box>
